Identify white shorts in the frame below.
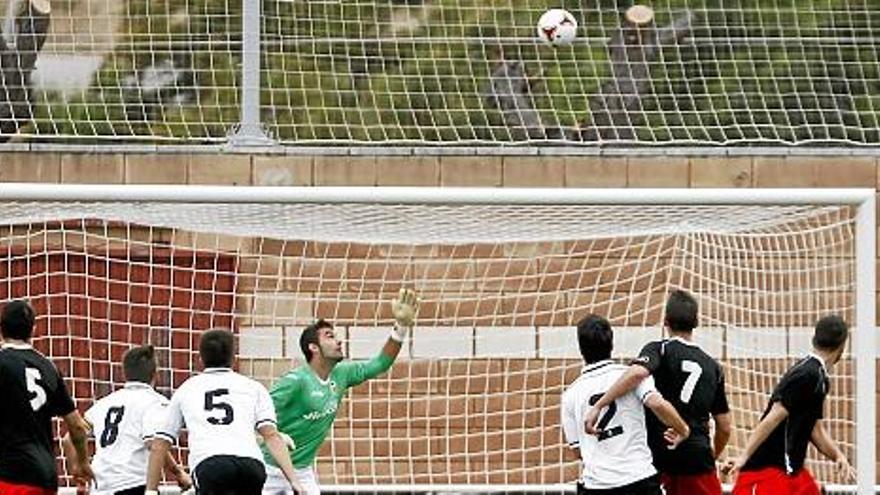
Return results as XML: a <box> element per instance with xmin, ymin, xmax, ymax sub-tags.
<box><xmin>263</xmin><ymin>464</ymin><xmax>320</xmax><ymax>495</ymax></box>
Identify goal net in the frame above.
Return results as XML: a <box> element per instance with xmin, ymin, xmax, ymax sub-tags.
<box><xmin>9</xmin><ymin>0</ymin><xmax>879</xmax><ymax>144</ymax></box>
<box><xmin>0</xmin><ymin>186</ymin><xmax>873</xmax><ymax>492</ymax></box>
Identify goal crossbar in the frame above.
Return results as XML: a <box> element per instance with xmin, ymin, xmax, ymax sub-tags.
<box><xmin>0</xmin><ymin>184</ymin><xmax>874</xmax><ymax>206</ymax></box>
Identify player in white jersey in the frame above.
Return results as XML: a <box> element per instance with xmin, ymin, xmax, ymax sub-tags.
<box><xmin>561</xmin><ymin>315</ymin><xmax>691</xmax><ymax>495</ymax></box>
<box><xmin>61</xmin><ymin>345</ymin><xmax>192</xmax><ymax>495</ymax></box>
<box><xmin>146</xmin><ymin>329</ymin><xmax>303</xmax><ymax>495</ymax></box>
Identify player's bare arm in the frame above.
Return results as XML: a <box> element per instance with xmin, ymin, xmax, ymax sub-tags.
<box><xmin>584</xmin><ymin>365</ymin><xmax>650</xmax><ymax>434</ymax></box>
<box><xmin>142</xmin><ymin>440</ymin><xmax>192</xmax><ymax>491</ymax></box>
<box><xmin>643</xmin><ymin>391</ymin><xmax>690</xmax><ymax>448</ymax></box>
<box><xmin>60</xmin><ymin>432</ymin><xmax>86</xmax><ymax>486</ymax></box>
<box><xmin>712</xmin><ymin>412</ymin><xmax>732</xmax><ymax>459</ymax></box>
<box><xmin>145</xmin><ymin>437</ymin><xmax>172</xmax><ymax>493</ymax></box>
<box><xmin>62</xmin><ymin>410</ymin><xmax>94</xmax><ymax>485</ymax></box>
<box><xmin>725</xmin><ymin>401</ymin><xmax>788</xmax><ymax>478</ymax></box>
<box><xmin>149</xmin><ymin>440</ymin><xmax>192</xmax><ymax>490</ymax></box>
<box><xmin>811</xmin><ymin>421</ymin><xmax>855</xmax><ymax>482</ymax></box>
<box><xmin>260</xmin><ymin>424</ymin><xmax>305</xmax><ymax>495</ymax></box>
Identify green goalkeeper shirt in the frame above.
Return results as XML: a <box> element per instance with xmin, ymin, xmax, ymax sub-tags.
<box><xmin>264</xmin><ymin>351</ymin><xmax>395</xmax><ymax>469</ymax></box>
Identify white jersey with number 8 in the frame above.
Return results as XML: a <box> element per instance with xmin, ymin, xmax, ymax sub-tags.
<box><xmin>561</xmin><ymin>360</ymin><xmax>658</xmax><ymax>490</ymax></box>
<box><xmin>155</xmin><ymin>368</ymin><xmax>277</xmax><ymax>471</ymax></box>
<box><xmin>84</xmin><ymin>382</ymin><xmax>169</xmax><ymax>493</ymax></box>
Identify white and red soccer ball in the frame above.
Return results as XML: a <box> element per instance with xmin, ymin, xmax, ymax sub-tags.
<box><xmin>537</xmin><ymin>9</ymin><xmax>578</xmax><ymax>47</ymax></box>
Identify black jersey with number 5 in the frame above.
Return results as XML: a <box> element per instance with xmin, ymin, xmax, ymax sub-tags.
<box><xmin>633</xmin><ymin>337</ymin><xmax>729</xmax><ymax>475</ymax></box>
<box><xmin>0</xmin><ymin>344</ymin><xmax>76</xmax><ymax>488</ymax></box>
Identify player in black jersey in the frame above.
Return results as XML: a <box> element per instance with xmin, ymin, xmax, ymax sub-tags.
<box><xmin>728</xmin><ymin>315</ymin><xmax>854</xmax><ymax>495</ymax></box>
<box><xmin>585</xmin><ymin>290</ymin><xmax>731</xmax><ymax>495</ymax></box>
<box><xmin>0</xmin><ymin>300</ymin><xmax>93</xmax><ymax>494</ymax></box>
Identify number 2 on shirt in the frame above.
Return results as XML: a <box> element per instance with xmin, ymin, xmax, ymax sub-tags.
<box><xmin>588</xmin><ymin>393</ymin><xmax>624</xmax><ymax>441</ymax></box>
<box><xmin>680</xmin><ymin>360</ymin><xmax>703</xmax><ymax>404</ymax></box>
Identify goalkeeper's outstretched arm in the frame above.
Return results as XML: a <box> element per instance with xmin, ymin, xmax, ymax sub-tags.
<box><xmin>342</xmin><ymin>289</ymin><xmax>421</xmax><ymax>387</ymax></box>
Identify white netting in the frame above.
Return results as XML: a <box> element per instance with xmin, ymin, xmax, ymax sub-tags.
<box><xmin>0</xmin><ymin>199</ymin><xmax>862</xmax><ymax>487</ymax></box>
<box><xmin>1</xmin><ymin>0</ymin><xmax>878</xmax><ymax>144</ymax></box>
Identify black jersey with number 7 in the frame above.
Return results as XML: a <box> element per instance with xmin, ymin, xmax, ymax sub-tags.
<box><xmin>633</xmin><ymin>337</ymin><xmax>729</xmax><ymax>475</ymax></box>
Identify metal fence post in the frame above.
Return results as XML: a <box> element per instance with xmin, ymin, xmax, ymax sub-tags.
<box><xmin>228</xmin><ymin>0</ymin><xmax>274</xmax><ymax>147</ymax></box>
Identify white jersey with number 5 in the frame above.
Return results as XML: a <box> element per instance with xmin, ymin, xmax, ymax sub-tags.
<box><xmin>561</xmin><ymin>360</ymin><xmax>658</xmax><ymax>490</ymax></box>
<box><xmin>84</xmin><ymin>382</ymin><xmax>169</xmax><ymax>493</ymax></box>
<box><xmin>155</xmin><ymin>367</ymin><xmax>277</xmax><ymax>470</ymax></box>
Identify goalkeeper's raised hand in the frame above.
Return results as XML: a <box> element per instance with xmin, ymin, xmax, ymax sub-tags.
<box><xmin>390</xmin><ymin>288</ymin><xmax>420</xmax><ymax>342</ymax></box>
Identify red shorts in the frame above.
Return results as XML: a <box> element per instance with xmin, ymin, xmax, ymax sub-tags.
<box><xmin>0</xmin><ymin>479</ymin><xmax>56</xmax><ymax>495</ymax></box>
<box><xmin>732</xmin><ymin>467</ymin><xmax>821</xmax><ymax>495</ymax></box>
<box><xmin>789</xmin><ymin>469</ymin><xmax>822</xmax><ymax>495</ymax></box>
<box><xmin>660</xmin><ymin>471</ymin><xmax>722</xmax><ymax>495</ymax></box>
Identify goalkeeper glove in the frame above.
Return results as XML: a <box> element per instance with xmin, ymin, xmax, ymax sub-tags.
<box><xmin>390</xmin><ymin>288</ymin><xmax>419</xmax><ymax>342</ymax></box>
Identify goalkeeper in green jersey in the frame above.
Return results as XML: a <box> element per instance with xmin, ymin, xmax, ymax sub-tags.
<box><xmin>262</xmin><ymin>289</ymin><xmax>420</xmax><ymax>495</ymax></box>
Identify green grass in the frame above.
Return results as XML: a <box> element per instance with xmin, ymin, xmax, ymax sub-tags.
<box><xmin>32</xmin><ymin>0</ymin><xmax>880</xmax><ymax>144</ymax></box>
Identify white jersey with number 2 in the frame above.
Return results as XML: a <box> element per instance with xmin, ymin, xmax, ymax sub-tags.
<box><xmin>561</xmin><ymin>360</ymin><xmax>658</xmax><ymax>490</ymax></box>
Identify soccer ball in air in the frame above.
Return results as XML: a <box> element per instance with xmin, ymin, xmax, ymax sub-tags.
<box><xmin>537</xmin><ymin>9</ymin><xmax>577</xmax><ymax>46</ymax></box>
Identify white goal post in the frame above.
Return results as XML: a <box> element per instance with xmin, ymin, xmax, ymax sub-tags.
<box><xmin>0</xmin><ymin>185</ymin><xmax>873</xmax><ymax>495</ymax></box>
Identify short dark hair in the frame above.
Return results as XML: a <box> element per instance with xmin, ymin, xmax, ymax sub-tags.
<box><xmin>576</xmin><ymin>314</ymin><xmax>613</xmax><ymax>364</ymax></box>
<box><xmin>813</xmin><ymin>315</ymin><xmax>848</xmax><ymax>351</ymax></box>
<box><xmin>199</xmin><ymin>329</ymin><xmax>235</xmax><ymax>368</ymax></box>
<box><xmin>300</xmin><ymin>319</ymin><xmax>333</xmax><ymax>362</ymax></box>
<box><xmin>1</xmin><ymin>300</ymin><xmax>36</xmax><ymax>341</ymax></box>
<box><xmin>123</xmin><ymin>345</ymin><xmax>157</xmax><ymax>383</ymax></box>
<box><xmin>665</xmin><ymin>289</ymin><xmax>698</xmax><ymax>332</ymax></box>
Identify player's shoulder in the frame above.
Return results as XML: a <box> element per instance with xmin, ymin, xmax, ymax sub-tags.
<box><xmin>776</xmin><ymin>355</ymin><xmax>826</xmax><ymax>396</ymax></box>
<box><xmin>281</xmin><ymin>365</ymin><xmax>309</xmax><ymax>381</ymax></box>
<box><xmin>86</xmin><ymin>392</ymin><xmax>112</xmax><ymax>417</ymax></box>
<box><xmin>692</xmin><ymin>345</ymin><xmax>722</xmax><ymax>369</ymax></box>
<box><xmin>91</xmin><ymin>388</ymin><xmax>125</xmax><ymax>407</ymax></box>
<box><xmin>332</xmin><ymin>359</ymin><xmax>359</xmax><ymax>374</ymax></box>
<box><xmin>786</xmin><ymin>355</ymin><xmax>825</xmax><ymax>379</ymax></box>
<box><xmin>600</xmin><ymin>362</ymin><xmax>629</xmax><ymax>376</ymax></box>
<box><xmin>640</xmin><ymin>339</ymin><xmax>665</xmax><ymax>352</ymax></box>
<box><xmin>141</xmin><ymin>386</ymin><xmax>170</xmax><ymax>406</ymax></box>
<box><xmin>0</xmin><ymin>345</ymin><xmax>53</xmax><ymax>369</ymax></box>
<box><xmin>172</xmin><ymin>373</ymin><xmax>204</xmax><ymax>396</ymax></box>
<box><xmin>565</xmin><ymin>361</ymin><xmax>626</xmax><ymax>390</ymax></box>
<box><xmin>0</xmin><ymin>347</ymin><xmax>18</xmax><ymax>369</ymax></box>
<box><xmin>668</xmin><ymin>337</ymin><xmax>720</xmax><ymax>362</ymax></box>
<box><xmin>271</xmin><ymin>366</ymin><xmax>306</xmax><ymax>390</ymax></box>
<box><xmin>244</xmin><ymin>373</ymin><xmax>270</xmax><ymax>391</ymax></box>
<box><xmin>330</xmin><ymin>359</ymin><xmax>364</xmax><ymax>382</ymax></box>
<box><xmin>225</xmin><ymin>370</ymin><xmax>269</xmax><ymax>394</ymax></box>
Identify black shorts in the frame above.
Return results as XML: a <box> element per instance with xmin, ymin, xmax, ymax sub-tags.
<box><xmin>193</xmin><ymin>455</ymin><xmax>267</xmax><ymax>495</ymax></box>
<box><xmin>577</xmin><ymin>474</ymin><xmax>662</xmax><ymax>495</ymax></box>
<box><xmin>114</xmin><ymin>487</ymin><xmax>145</xmax><ymax>495</ymax></box>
